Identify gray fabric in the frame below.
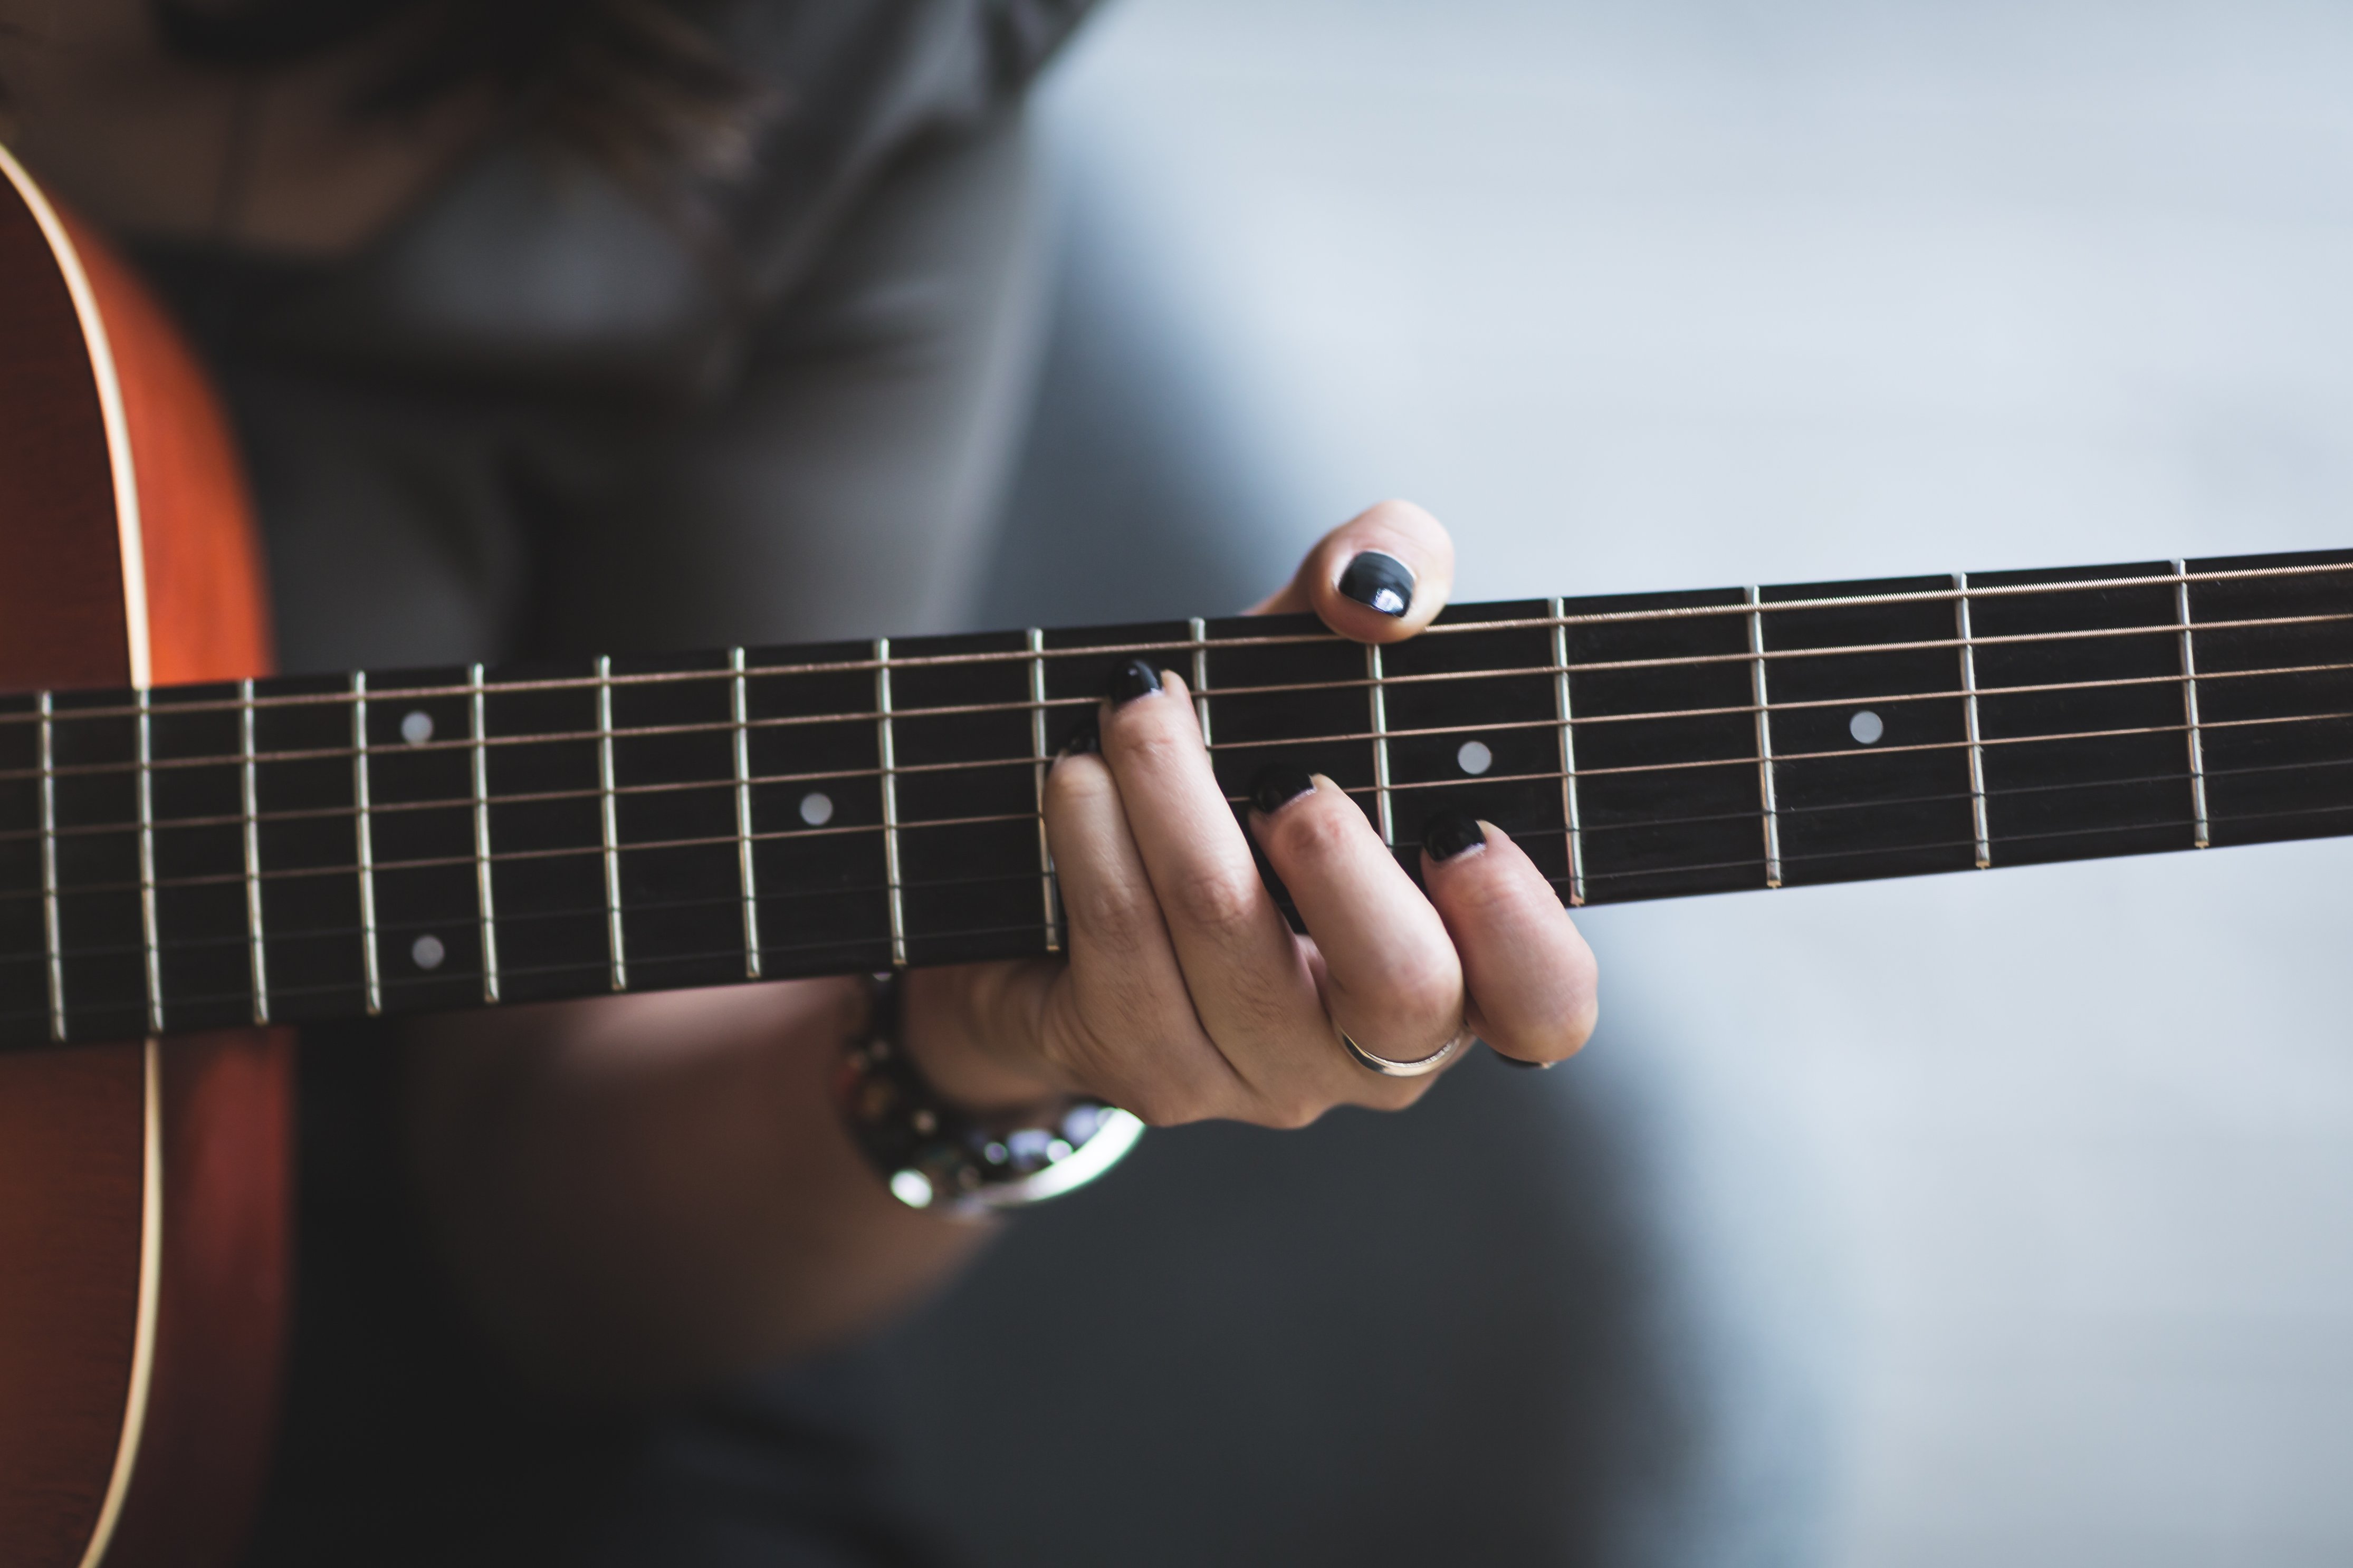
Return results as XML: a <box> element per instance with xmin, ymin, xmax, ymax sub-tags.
<box><xmin>205</xmin><ymin>110</ymin><xmax>1050</xmax><ymax>674</ymax></box>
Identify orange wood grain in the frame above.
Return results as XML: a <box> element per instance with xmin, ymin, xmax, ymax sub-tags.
<box><xmin>0</xmin><ymin>162</ymin><xmax>289</xmax><ymax>1568</ymax></box>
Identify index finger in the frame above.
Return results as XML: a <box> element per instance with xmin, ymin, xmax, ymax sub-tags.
<box><xmin>1250</xmin><ymin>499</ymin><xmax>1457</xmax><ymax>644</ymax></box>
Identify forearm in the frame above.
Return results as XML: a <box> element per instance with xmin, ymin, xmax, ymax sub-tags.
<box><xmin>404</xmin><ymin>977</ymin><xmax>991</xmax><ymax>1397</ymax></box>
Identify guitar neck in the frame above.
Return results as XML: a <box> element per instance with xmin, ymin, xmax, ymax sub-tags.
<box><xmin>7</xmin><ymin>547</ymin><xmax>2352</xmax><ymax>1048</ymax></box>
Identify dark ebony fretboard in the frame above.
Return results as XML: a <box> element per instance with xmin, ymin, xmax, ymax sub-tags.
<box><xmin>6</xmin><ymin>548</ymin><xmax>2352</xmax><ymax>1048</ymax></box>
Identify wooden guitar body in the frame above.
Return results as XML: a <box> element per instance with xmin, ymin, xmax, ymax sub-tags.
<box><xmin>0</xmin><ymin>147</ymin><xmax>289</xmax><ymax>1568</ymax></box>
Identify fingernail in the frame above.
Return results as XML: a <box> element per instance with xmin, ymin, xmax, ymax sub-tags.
<box><xmin>1493</xmin><ymin>1045</ymin><xmax>1553</xmax><ymax>1071</ymax></box>
<box><xmin>1106</xmin><ymin>658</ymin><xmax>1162</xmax><ymax>706</ymax></box>
<box><xmin>1057</xmin><ymin>713</ymin><xmax>1100</xmax><ymax>757</ymax></box>
<box><xmin>1421</xmin><ymin>809</ymin><xmax>1487</xmax><ymax>862</ymax></box>
<box><xmin>1338</xmin><ymin>551</ymin><xmax>1415</xmax><ymax>618</ymax></box>
<box><xmin>1248</xmin><ymin>762</ymin><xmax>1316</xmax><ymax>815</ymax></box>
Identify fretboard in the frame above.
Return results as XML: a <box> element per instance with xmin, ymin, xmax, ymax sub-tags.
<box><xmin>6</xmin><ymin>547</ymin><xmax>2350</xmax><ymax>1048</ymax></box>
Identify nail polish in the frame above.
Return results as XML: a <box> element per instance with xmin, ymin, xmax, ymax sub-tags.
<box><xmin>1106</xmin><ymin>658</ymin><xmax>1161</xmax><ymax>705</ymax></box>
<box><xmin>1058</xmin><ymin>714</ymin><xmax>1101</xmax><ymax>757</ymax></box>
<box><xmin>1248</xmin><ymin>763</ymin><xmax>1316</xmax><ymax>815</ymax></box>
<box><xmin>1338</xmin><ymin>551</ymin><xmax>1415</xmax><ymax>618</ymax></box>
<box><xmin>1421</xmin><ymin>809</ymin><xmax>1487</xmax><ymax>862</ymax></box>
<box><xmin>1492</xmin><ymin>1046</ymin><xmax>1553</xmax><ymax>1071</ymax></box>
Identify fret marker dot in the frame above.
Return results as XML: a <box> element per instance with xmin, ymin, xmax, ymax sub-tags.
<box><xmin>410</xmin><ymin>934</ymin><xmax>446</xmax><ymax>971</ymax></box>
<box><xmin>799</xmin><ymin>791</ymin><xmax>835</xmax><ymax>826</ymax></box>
<box><xmin>1456</xmin><ymin>739</ymin><xmax>1494</xmax><ymax>776</ymax></box>
<box><xmin>1850</xmin><ymin>710</ymin><xmax>1885</xmax><ymax>745</ymax></box>
<box><xmin>400</xmin><ymin>710</ymin><xmax>434</xmax><ymax>746</ymax></box>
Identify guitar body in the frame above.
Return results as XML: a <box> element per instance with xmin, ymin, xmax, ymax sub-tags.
<box><xmin>0</xmin><ymin>149</ymin><xmax>289</xmax><ymax>1568</ymax></box>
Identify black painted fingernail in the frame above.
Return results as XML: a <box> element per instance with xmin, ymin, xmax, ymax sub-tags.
<box><xmin>1421</xmin><ymin>809</ymin><xmax>1487</xmax><ymax>862</ymax></box>
<box><xmin>1249</xmin><ymin>763</ymin><xmax>1316</xmax><ymax>815</ymax></box>
<box><xmin>1057</xmin><ymin>713</ymin><xmax>1100</xmax><ymax>757</ymax></box>
<box><xmin>1338</xmin><ymin>551</ymin><xmax>1415</xmax><ymax>618</ymax></box>
<box><xmin>1106</xmin><ymin>658</ymin><xmax>1162</xmax><ymax>705</ymax></box>
<box><xmin>1493</xmin><ymin>1045</ymin><xmax>1554</xmax><ymax>1071</ymax></box>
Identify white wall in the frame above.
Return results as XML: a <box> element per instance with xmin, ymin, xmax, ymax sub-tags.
<box><xmin>1037</xmin><ymin>4</ymin><xmax>2353</xmax><ymax>1561</ymax></box>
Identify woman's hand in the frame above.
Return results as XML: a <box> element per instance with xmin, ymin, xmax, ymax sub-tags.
<box><xmin>903</xmin><ymin>499</ymin><xmax>1599</xmax><ymax>1127</ymax></box>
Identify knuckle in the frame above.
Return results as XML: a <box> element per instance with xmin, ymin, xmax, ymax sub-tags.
<box><xmin>1267</xmin><ymin>796</ymin><xmax>1356</xmax><ymax>864</ymax></box>
<box><xmin>1163</xmin><ymin>863</ymin><xmax>1264</xmax><ymax>937</ymax></box>
<box><xmin>1069</xmin><ymin>882</ymin><xmax>1160</xmax><ymax>957</ymax></box>
<box><xmin>1043</xmin><ymin>753</ymin><xmax>1116</xmax><ymax>815</ymax></box>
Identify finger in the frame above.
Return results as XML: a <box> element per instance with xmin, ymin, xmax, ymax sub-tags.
<box><xmin>1037</xmin><ymin>746</ymin><xmax>1244</xmax><ymax>1123</ymax></box>
<box><xmin>1249</xmin><ymin>498</ymin><xmax>1457</xmax><ymax>644</ymax></box>
<box><xmin>1415</xmin><ymin>812</ymin><xmax>1597</xmax><ymax>1065</ymax></box>
<box><xmin>1093</xmin><ymin>662</ymin><xmax>1337</xmax><ymax>1115</ymax></box>
<box><xmin>1246</xmin><ymin>767</ymin><xmax>1466</xmax><ymax>1082</ymax></box>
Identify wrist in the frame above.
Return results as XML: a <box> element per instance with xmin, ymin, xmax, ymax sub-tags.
<box><xmin>895</xmin><ymin>964</ymin><xmax>1068</xmax><ymax>1117</ymax></box>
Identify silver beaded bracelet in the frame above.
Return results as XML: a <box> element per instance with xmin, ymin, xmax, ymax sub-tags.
<box><xmin>833</xmin><ymin>974</ymin><xmax>1145</xmax><ymax>1217</ymax></box>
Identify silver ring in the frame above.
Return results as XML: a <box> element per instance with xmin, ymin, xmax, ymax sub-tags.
<box><xmin>1338</xmin><ymin>1024</ymin><xmax>1469</xmax><ymax>1079</ymax></box>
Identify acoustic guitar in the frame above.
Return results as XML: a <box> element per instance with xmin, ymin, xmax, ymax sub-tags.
<box><xmin>6</xmin><ymin>145</ymin><xmax>2352</xmax><ymax>1567</ymax></box>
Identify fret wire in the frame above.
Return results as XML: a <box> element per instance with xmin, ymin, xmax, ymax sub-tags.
<box><xmin>1028</xmin><ymin>629</ymin><xmax>1060</xmax><ymax>954</ymax></box>
<box><xmin>2174</xmin><ymin>559</ymin><xmax>2211</xmax><ymax>850</ymax></box>
<box><xmin>876</xmin><ymin>638</ymin><xmax>906</xmax><ymax>969</ymax></box>
<box><xmin>1550</xmin><ymin>598</ymin><xmax>1586</xmax><ymax>906</ymax></box>
<box><xmin>1190</xmin><ymin>617</ymin><xmax>1212</xmax><ymax>742</ymax></box>
<box><xmin>596</xmin><ymin>655</ymin><xmax>627</xmax><ymax>992</ymax></box>
<box><xmin>136</xmin><ymin>686</ymin><xmax>164</xmax><ymax>1033</ymax></box>
<box><xmin>1955</xmin><ymin>573</ymin><xmax>1991</xmax><ymax>869</ymax></box>
<box><xmin>1746</xmin><ymin>589</ymin><xmax>1783</xmax><ymax>889</ymax></box>
<box><xmin>471</xmin><ymin>662</ymin><xmax>500</xmax><ymax>1005</ymax></box>
<box><xmin>12</xmin><ymin>603</ymin><xmax>2353</xmax><ymax>791</ymax></box>
<box><xmin>37</xmin><ymin>693</ymin><xmax>64</xmax><ymax>1040</ymax></box>
<box><xmin>241</xmin><ymin>677</ymin><xmax>270</xmax><ymax>1025</ymax></box>
<box><xmin>731</xmin><ymin>648</ymin><xmax>761</xmax><ymax>980</ymax></box>
<box><xmin>9</xmin><ymin>557</ymin><xmax>2349</xmax><ymax>736</ymax></box>
<box><xmin>352</xmin><ymin>671</ymin><xmax>382</xmax><ymax>1014</ymax></box>
<box><xmin>1366</xmin><ymin>642</ymin><xmax>1394</xmax><ymax>845</ymax></box>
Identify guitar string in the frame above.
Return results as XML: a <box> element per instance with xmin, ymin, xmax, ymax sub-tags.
<box><xmin>2</xmin><ymin>557</ymin><xmax>2349</xmax><ymax>734</ymax></box>
<box><xmin>4</xmin><ymin>689</ymin><xmax>2351</xmax><ymax>889</ymax></box>
<box><xmin>8</xmin><ymin>740</ymin><xmax>2351</xmax><ymax>965</ymax></box>
<box><xmin>21</xmin><ymin>790</ymin><xmax>2353</xmax><ymax>993</ymax></box>
<box><xmin>8</xmin><ymin>614</ymin><xmax>2353</xmax><ymax>796</ymax></box>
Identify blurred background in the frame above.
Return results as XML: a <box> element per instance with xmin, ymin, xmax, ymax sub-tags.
<box><xmin>878</xmin><ymin>3</ymin><xmax>2353</xmax><ymax>1563</ymax></box>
